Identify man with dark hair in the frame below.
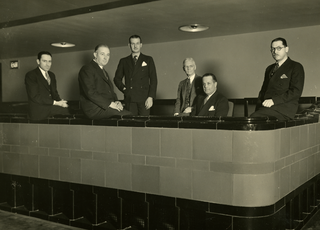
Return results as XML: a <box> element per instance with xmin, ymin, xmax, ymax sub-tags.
<box><xmin>114</xmin><ymin>35</ymin><xmax>157</xmax><ymax>115</ymax></box>
<box><xmin>191</xmin><ymin>73</ymin><xmax>229</xmax><ymax>116</ymax></box>
<box><xmin>25</xmin><ymin>51</ymin><xmax>71</xmax><ymax>120</ymax></box>
<box><xmin>78</xmin><ymin>44</ymin><xmax>132</xmax><ymax>119</ymax></box>
<box><xmin>250</xmin><ymin>37</ymin><xmax>305</xmax><ymax>120</ymax></box>
<box><xmin>174</xmin><ymin>58</ymin><xmax>203</xmax><ymax>116</ymax></box>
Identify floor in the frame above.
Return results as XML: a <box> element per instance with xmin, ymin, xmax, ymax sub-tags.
<box><xmin>299</xmin><ymin>209</ymin><xmax>320</xmax><ymax>230</ymax></box>
<box><xmin>2</xmin><ymin>208</ymin><xmax>320</xmax><ymax>230</ymax></box>
<box><xmin>0</xmin><ymin>210</ymin><xmax>83</xmax><ymax>230</ymax></box>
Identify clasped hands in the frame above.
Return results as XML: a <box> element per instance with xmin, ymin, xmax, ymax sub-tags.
<box><xmin>54</xmin><ymin>99</ymin><xmax>68</xmax><ymax>108</ymax></box>
<box><xmin>262</xmin><ymin>99</ymin><xmax>274</xmax><ymax>108</ymax></box>
<box><xmin>109</xmin><ymin>101</ymin><xmax>124</xmax><ymax>111</ymax></box>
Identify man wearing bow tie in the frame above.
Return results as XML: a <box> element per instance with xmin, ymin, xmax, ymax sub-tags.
<box><xmin>25</xmin><ymin>51</ymin><xmax>71</xmax><ymax>120</ymax></box>
<box><xmin>78</xmin><ymin>45</ymin><xmax>132</xmax><ymax>119</ymax></box>
<box><xmin>251</xmin><ymin>37</ymin><xmax>305</xmax><ymax>120</ymax></box>
<box><xmin>174</xmin><ymin>58</ymin><xmax>203</xmax><ymax>116</ymax></box>
<box><xmin>191</xmin><ymin>73</ymin><xmax>229</xmax><ymax>117</ymax></box>
<box><xmin>114</xmin><ymin>35</ymin><xmax>158</xmax><ymax>115</ymax></box>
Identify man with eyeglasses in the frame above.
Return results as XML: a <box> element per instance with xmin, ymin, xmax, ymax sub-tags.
<box><xmin>250</xmin><ymin>37</ymin><xmax>305</xmax><ymax>121</ymax></box>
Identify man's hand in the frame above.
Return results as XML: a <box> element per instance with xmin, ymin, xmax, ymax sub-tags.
<box><xmin>182</xmin><ymin>107</ymin><xmax>192</xmax><ymax>114</ymax></box>
<box><xmin>115</xmin><ymin>101</ymin><xmax>123</xmax><ymax>110</ymax></box>
<box><xmin>54</xmin><ymin>100</ymin><xmax>68</xmax><ymax>108</ymax></box>
<box><xmin>109</xmin><ymin>101</ymin><xmax>123</xmax><ymax>111</ymax></box>
<box><xmin>262</xmin><ymin>99</ymin><xmax>274</xmax><ymax>108</ymax></box>
<box><xmin>145</xmin><ymin>97</ymin><xmax>153</xmax><ymax>110</ymax></box>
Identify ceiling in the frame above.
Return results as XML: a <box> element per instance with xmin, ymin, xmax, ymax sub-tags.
<box><xmin>1</xmin><ymin>0</ymin><xmax>320</xmax><ymax>59</ymax></box>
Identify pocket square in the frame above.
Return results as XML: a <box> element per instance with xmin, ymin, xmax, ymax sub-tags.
<box><xmin>208</xmin><ymin>106</ymin><xmax>215</xmax><ymax>111</ymax></box>
<box><xmin>142</xmin><ymin>61</ymin><xmax>147</xmax><ymax>66</ymax></box>
<box><xmin>280</xmin><ymin>74</ymin><xmax>288</xmax><ymax>79</ymax></box>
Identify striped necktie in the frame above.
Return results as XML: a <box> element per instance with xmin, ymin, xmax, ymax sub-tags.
<box><xmin>45</xmin><ymin>71</ymin><xmax>51</xmax><ymax>85</ymax></box>
<box><xmin>270</xmin><ymin>62</ymin><xmax>279</xmax><ymax>77</ymax></box>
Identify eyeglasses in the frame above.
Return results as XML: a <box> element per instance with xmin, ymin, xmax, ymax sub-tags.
<box><xmin>270</xmin><ymin>46</ymin><xmax>286</xmax><ymax>52</ymax></box>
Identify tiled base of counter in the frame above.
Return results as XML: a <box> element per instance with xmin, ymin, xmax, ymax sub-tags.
<box><xmin>1</xmin><ymin>173</ymin><xmax>320</xmax><ymax>230</ymax></box>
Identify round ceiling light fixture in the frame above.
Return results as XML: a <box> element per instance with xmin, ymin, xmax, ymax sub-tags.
<box><xmin>179</xmin><ymin>24</ymin><xmax>209</xmax><ymax>33</ymax></box>
<box><xmin>51</xmin><ymin>42</ymin><xmax>75</xmax><ymax>48</ymax></box>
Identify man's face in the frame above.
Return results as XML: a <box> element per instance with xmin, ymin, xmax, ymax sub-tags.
<box><xmin>183</xmin><ymin>60</ymin><xmax>196</xmax><ymax>76</ymax></box>
<box><xmin>129</xmin><ymin>38</ymin><xmax>142</xmax><ymax>54</ymax></box>
<box><xmin>37</xmin><ymin>54</ymin><xmax>52</xmax><ymax>72</ymax></box>
<box><xmin>271</xmin><ymin>40</ymin><xmax>288</xmax><ymax>62</ymax></box>
<box><xmin>202</xmin><ymin>76</ymin><xmax>217</xmax><ymax>96</ymax></box>
<box><xmin>94</xmin><ymin>46</ymin><xmax>110</xmax><ymax>66</ymax></box>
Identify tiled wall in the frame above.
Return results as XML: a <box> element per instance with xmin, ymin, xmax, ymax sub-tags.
<box><xmin>0</xmin><ymin>122</ymin><xmax>320</xmax><ymax>208</ymax></box>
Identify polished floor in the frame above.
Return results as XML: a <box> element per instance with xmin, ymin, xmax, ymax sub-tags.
<box><xmin>0</xmin><ymin>210</ymin><xmax>83</xmax><ymax>230</ymax></box>
<box><xmin>2</xmin><ymin>208</ymin><xmax>320</xmax><ymax>230</ymax></box>
<box><xmin>298</xmin><ymin>209</ymin><xmax>320</xmax><ymax>230</ymax></box>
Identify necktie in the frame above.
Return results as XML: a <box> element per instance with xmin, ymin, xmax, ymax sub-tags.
<box><xmin>185</xmin><ymin>78</ymin><xmax>191</xmax><ymax>107</ymax></box>
<box><xmin>45</xmin><ymin>71</ymin><xmax>51</xmax><ymax>85</ymax></box>
<box><xmin>204</xmin><ymin>95</ymin><xmax>209</xmax><ymax>105</ymax></box>
<box><xmin>270</xmin><ymin>62</ymin><xmax>279</xmax><ymax>77</ymax></box>
<box><xmin>102</xmin><ymin>69</ymin><xmax>109</xmax><ymax>80</ymax></box>
<box><xmin>133</xmin><ymin>55</ymin><xmax>138</xmax><ymax>65</ymax></box>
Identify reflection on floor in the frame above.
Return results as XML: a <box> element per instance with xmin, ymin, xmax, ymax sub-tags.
<box><xmin>3</xmin><ymin>207</ymin><xmax>320</xmax><ymax>230</ymax></box>
<box><xmin>0</xmin><ymin>210</ymin><xmax>83</xmax><ymax>230</ymax></box>
<box><xmin>302</xmin><ymin>209</ymin><xmax>320</xmax><ymax>230</ymax></box>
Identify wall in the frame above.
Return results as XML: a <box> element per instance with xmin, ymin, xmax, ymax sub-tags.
<box><xmin>1</xmin><ymin>121</ymin><xmax>320</xmax><ymax>207</ymax></box>
<box><xmin>1</xmin><ymin>25</ymin><xmax>320</xmax><ymax>102</ymax></box>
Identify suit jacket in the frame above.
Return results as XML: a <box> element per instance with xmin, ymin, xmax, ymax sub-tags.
<box><xmin>114</xmin><ymin>53</ymin><xmax>157</xmax><ymax>104</ymax></box>
<box><xmin>78</xmin><ymin>60</ymin><xmax>118</xmax><ymax>119</ymax></box>
<box><xmin>174</xmin><ymin>75</ymin><xmax>203</xmax><ymax>114</ymax></box>
<box><xmin>255</xmin><ymin>57</ymin><xmax>305</xmax><ymax>119</ymax></box>
<box><xmin>191</xmin><ymin>91</ymin><xmax>229</xmax><ymax>116</ymax></box>
<box><xmin>25</xmin><ymin>67</ymin><xmax>61</xmax><ymax>120</ymax></box>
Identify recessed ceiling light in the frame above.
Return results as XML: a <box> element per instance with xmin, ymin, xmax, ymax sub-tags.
<box><xmin>51</xmin><ymin>42</ymin><xmax>75</xmax><ymax>48</ymax></box>
<box><xmin>179</xmin><ymin>24</ymin><xmax>209</xmax><ymax>33</ymax></box>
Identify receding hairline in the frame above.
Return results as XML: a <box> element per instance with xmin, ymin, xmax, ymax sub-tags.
<box><xmin>183</xmin><ymin>58</ymin><xmax>196</xmax><ymax>66</ymax></box>
<box><xmin>94</xmin><ymin>44</ymin><xmax>110</xmax><ymax>52</ymax></box>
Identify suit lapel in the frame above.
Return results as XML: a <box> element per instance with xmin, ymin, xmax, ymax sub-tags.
<box><xmin>269</xmin><ymin>58</ymin><xmax>290</xmax><ymax>82</ymax></box>
<box><xmin>190</xmin><ymin>79</ymin><xmax>197</xmax><ymax>100</ymax></box>
<box><xmin>198</xmin><ymin>95</ymin><xmax>207</xmax><ymax>114</ymax></box>
<box><xmin>133</xmin><ymin>55</ymin><xmax>142</xmax><ymax>75</ymax></box>
<box><xmin>100</xmin><ymin>68</ymin><xmax>112</xmax><ymax>87</ymax></box>
<box><xmin>36</xmin><ymin>68</ymin><xmax>50</xmax><ymax>90</ymax></box>
<box><xmin>181</xmin><ymin>79</ymin><xmax>188</xmax><ymax>99</ymax></box>
<box><xmin>126</xmin><ymin>55</ymin><xmax>134</xmax><ymax>73</ymax></box>
<box><xmin>199</xmin><ymin>93</ymin><xmax>217</xmax><ymax>115</ymax></box>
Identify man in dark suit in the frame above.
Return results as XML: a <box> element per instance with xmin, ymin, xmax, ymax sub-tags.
<box><xmin>78</xmin><ymin>44</ymin><xmax>132</xmax><ymax>119</ymax></box>
<box><xmin>25</xmin><ymin>51</ymin><xmax>71</xmax><ymax>120</ymax></box>
<box><xmin>174</xmin><ymin>58</ymin><xmax>203</xmax><ymax>116</ymax></box>
<box><xmin>251</xmin><ymin>37</ymin><xmax>305</xmax><ymax>121</ymax></box>
<box><xmin>191</xmin><ymin>73</ymin><xmax>229</xmax><ymax>117</ymax></box>
<box><xmin>114</xmin><ymin>35</ymin><xmax>157</xmax><ymax>115</ymax></box>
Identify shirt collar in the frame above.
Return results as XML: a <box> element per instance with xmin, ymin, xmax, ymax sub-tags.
<box><xmin>206</xmin><ymin>89</ymin><xmax>217</xmax><ymax>100</ymax></box>
<box><xmin>132</xmin><ymin>53</ymin><xmax>140</xmax><ymax>59</ymax></box>
<box><xmin>277</xmin><ymin>56</ymin><xmax>288</xmax><ymax>67</ymax></box>
<box><xmin>93</xmin><ymin>59</ymin><xmax>103</xmax><ymax>69</ymax></box>
<box><xmin>187</xmin><ymin>74</ymin><xmax>196</xmax><ymax>83</ymax></box>
<box><xmin>38</xmin><ymin>67</ymin><xmax>47</xmax><ymax>77</ymax></box>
